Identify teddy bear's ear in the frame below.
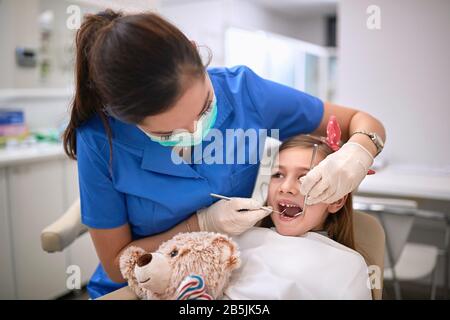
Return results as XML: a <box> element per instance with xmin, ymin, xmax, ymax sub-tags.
<box><xmin>211</xmin><ymin>235</ymin><xmax>241</xmax><ymax>270</ymax></box>
<box><xmin>119</xmin><ymin>246</ymin><xmax>147</xmax><ymax>280</ymax></box>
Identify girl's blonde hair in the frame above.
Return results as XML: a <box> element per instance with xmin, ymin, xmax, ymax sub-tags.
<box><xmin>262</xmin><ymin>135</ymin><xmax>356</xmax><ymax>250</ymax></box>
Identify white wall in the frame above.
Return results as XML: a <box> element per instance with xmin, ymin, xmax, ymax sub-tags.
<box><xmin>158</xmin><ymin>0</ymin><xmax>228</xmax><ymax>66</ymax></box>
<box><xmin>226</xmin><ymin>0</ymin><xmax>328</xmax><ymax>46</ymax></box>
<box><xmin>0</xmin><ymin>0</ymin><xmax>40</xmax><ymax>88</ymax></box>
<box><xmin>0</xmin><ymin>0</ymin><xmax>15</xmax><ymax>88</ymax></box>
<box><xmin>267</xmin><ymin>9</ymin><xmax>327</xmax><ymax>46</ymax></box>
<box><xmin>159</xmin><ymin>0</ymin><xmax>328</xmax><ymax>66</ymax></box>
<box><xmin>337</xmin><ymin>0</ymin><xmax>450</xmax><ymax>168</ymax></box>
<box><xmin>0</xmin><ymin>0</ymin><xmax>159</xmax><ymax>89</ymax></box>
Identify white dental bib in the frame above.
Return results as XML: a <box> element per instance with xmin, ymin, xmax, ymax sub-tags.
<box><xmin>223</xmin><ymin>227</ymin><xmax>372</xmax><ymax>300</ymax></box>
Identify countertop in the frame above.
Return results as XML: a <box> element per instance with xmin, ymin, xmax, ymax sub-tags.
<box><xmin>0</xmin><ymin>143</ymin><xmax>67</xmax><ymax>168</ymax></box>
<box><xmin>358</xmin><ymin>165</ymin><xmax>450</xmax><ymax>201</ymax></box>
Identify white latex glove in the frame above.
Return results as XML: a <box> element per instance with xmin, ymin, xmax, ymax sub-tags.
<box><xmin>197</xmin><ymin>198</ymin><xmax>272</xmax><ymax>236</ymax></box>
<box><xmin>299</xmin><ymin>142</ymin><xmax>374</xmax><ymax>205</ymax></box>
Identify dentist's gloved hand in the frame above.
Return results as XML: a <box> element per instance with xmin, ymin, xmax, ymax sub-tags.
<box><xmin>197</xmin><ymin>198</ymin><xmax>272</xmax><ymax>236</ymax></box>
<box><xmin>300</xmin><ymin>142</ymin><xmax>374</xmax><ymax>205</ymax></box>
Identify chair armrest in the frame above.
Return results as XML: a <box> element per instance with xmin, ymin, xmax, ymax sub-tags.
<box><xmin>96</xmin><ymin>286</ymin><xmax>138</xmax><ymax>300</ymax></box>
<box><xmin>41</xmin><ymin>199</ymin><xmax>88</xmax><ymax>252</ymax></box>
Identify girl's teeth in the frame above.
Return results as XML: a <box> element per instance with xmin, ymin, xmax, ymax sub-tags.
<box><xmin>279</xmin><ymin>203</ymin><xmax>299</xmax><ymax>208</ymax></box>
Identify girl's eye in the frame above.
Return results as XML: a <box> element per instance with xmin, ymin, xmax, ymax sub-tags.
<box><xmin>170</xmin><ymin>249</ymin><xmax>178</xmax><ymax>258</ymax></box>
<box><xmin>271</xmin><ymin>172</ymin><xmax>283</xmax><ymax>179</ymax></box>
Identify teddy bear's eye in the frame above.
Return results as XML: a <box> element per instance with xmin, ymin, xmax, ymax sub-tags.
<box><xmin>170</xmin><ymin>249</ymin><xmax>178</xmax><ymax>257</ymax></box>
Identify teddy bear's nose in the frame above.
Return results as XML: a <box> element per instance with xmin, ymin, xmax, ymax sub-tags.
<box><xmin>137</xmin><ymin>253</ymin><xmax>152</xmax><ymax>267</ymax></box>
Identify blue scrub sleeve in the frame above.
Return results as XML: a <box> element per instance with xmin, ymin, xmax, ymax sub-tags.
<box><xmin>242</xmin><ymin>66</ymin><xmax>324</xmax><ymax>140</ymax></box>
<box><xmin>77</xmin><ymin>132</ymin><xmax>127</xmax><ymax>229</ymax></box>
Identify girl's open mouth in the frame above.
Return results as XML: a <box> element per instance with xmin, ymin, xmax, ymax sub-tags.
<box><xmin>277</xmin><ymin>201</ymin><xmax>303</xmax><ymax>220</ymax></box>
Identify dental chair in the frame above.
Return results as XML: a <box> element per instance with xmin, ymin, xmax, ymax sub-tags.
<box><xmin>41</xmin><ymin>138</ymin><xmax>385</xmax><ymax>300</ymax></box>
<box><xmin>354</xmin><ymin>195</ymin><xmax>448</xmax><ymax>300</ymax></box>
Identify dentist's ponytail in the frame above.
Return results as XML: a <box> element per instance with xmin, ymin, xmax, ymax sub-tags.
<box><xmin>63</xmin><ymin>9</ymin><xmax>209</xmax><ymax>160</ymax></box>
<box><xmin>63</xmin><ymin>10</ymin><xmax>121</xmax><ymax>160</ymax></box>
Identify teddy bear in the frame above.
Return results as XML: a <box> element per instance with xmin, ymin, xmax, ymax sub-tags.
<box><xmin>119</xmin><ymin>231</ymin><xmax>241</xmax><ymax>300</ymax></box>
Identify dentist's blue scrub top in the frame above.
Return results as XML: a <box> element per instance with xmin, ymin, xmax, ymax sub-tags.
<box><xmin>76</xmin><ymin>65</ymin><xmax>324</xmax><ymax>299</ymax></box>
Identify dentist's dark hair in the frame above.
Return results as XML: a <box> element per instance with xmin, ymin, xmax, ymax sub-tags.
<box><xmin>63</xmin><ymin>9</ymin><xmax>210</xmax><ymax>160</ymax></box>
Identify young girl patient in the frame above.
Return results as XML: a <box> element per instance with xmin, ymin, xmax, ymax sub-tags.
<box><xmin>223</xmin><ymin>135</ymin><xmax>372</xmax><ymax>300</ymax></box>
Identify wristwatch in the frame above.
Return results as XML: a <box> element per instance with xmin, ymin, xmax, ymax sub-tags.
<box><xmin>350</xmin><ymin>131</ymin><xmax>384</xmax><ymax>156</ymax></box>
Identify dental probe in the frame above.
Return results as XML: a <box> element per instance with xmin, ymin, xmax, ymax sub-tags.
<box><xmin>209</xmin><ymin>193</ymin><xmax>286</xmax><ymax>215</ymax></box>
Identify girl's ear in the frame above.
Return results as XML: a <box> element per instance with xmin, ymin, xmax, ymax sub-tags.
<box><xmin>327</xmin><ymin>194</ymin><xmax>348</xmax><ymax>214</ymax></box>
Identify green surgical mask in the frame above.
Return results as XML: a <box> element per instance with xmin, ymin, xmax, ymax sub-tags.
<box><xmin>139</xmin><ymin>94</ymin><xmax>218</xmax><ymax>147</ymax></box>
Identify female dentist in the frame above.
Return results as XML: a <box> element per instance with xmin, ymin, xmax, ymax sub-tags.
<box><xmin>64</xmin><ymin>10</ymin><xmax>386</xmax><ymax>299</ymax></box>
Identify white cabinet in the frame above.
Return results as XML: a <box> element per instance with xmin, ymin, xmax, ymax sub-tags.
<box><xmin>0</xmin><ymin>168</ymin><xmax>16</xmax><ymax>299</ymax></box>
<box><xmin>7</xmin><ymin>160</ymin><xmax>68</xmax><ymax>299</ymax></box>
<box><xmin>0</xmin><ymin>155</ymin><xmax>98</xmax><ymax>299</ymax></box>
<box><xmin>63</xmin><ymin>159</ymin><xmax>98</xmax><ymax>286</ymax></box>
<box><xmin>68</xmin><ymin>233</ymin><xmax>99</xmax><ymax>286</ymax></box>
